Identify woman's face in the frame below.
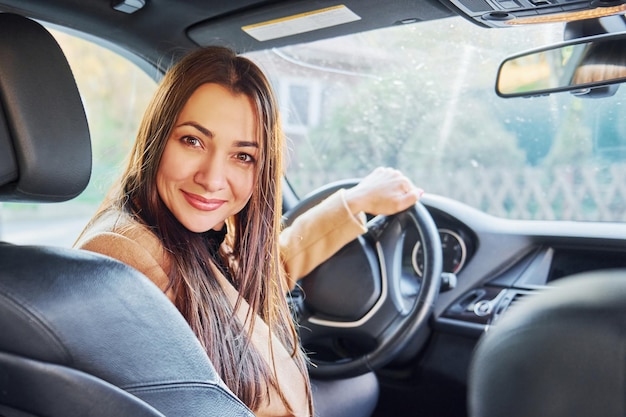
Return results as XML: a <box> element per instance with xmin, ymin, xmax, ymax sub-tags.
<box><xmin>157</xmin><ymin>83</ymin><xmax>258</xmax><ymax>233</ymax></box>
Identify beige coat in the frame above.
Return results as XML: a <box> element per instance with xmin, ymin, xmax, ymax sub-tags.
<box><xmin>74</xmin><ymin>189</ymin><xmax>367</xmax><ymax>417</ymax></box>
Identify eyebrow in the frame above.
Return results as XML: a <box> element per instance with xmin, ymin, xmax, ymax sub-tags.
<box><xmin>178</xmin><ymin>121</ymin><xmax>212</xmax><ymax>137</ymax></box>
<box><xmin>176</xmin><ymin>121</ymin><xmax>259</xmax><ymax>148</ymax></box>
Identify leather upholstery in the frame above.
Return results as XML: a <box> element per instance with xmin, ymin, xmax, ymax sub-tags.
<box><xmin>468</xmin><ymin>269</ymin><xmax>626</xmax><ymax>417</ymax></box>
<box><xmin>0</xmin><ymin>243</ymin><xmax>252</xmax><ymax>416</ymax></box>
<box><xmin>0</xmin><ymin>12</ymin><xmax>253</xmax><ymax>417</ymax></box>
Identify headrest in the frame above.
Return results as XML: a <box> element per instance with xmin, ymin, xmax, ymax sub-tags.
<box><xmin>0</xmin><ymin>13</ymin><xmax>91</xmax><ymax>203</ymax></box>
<box><xmin>468</xmin><ymin>269</ymin><xmax>626</xmax><ymax>417</ymax></box>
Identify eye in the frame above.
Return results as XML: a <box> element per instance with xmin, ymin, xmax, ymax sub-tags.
<box><xmin>236</xmin><ymin>152</ymin><xmax>255</xmax><ymax>163</ymax></box>
<box><xmin>181</xmin><ymin>135</ymin><xmax>202</xmax><ymax>148</ymax></box>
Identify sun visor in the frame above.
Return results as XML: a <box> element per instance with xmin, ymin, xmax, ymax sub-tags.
<box><xmin>188</xmin><ymin>0</ymin><xmax>453</xmax><ymax>52</ymax></box>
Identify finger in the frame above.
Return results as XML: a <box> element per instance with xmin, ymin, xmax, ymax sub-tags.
<box><xmin>400</xmin><ymin>187</ymin><xmax>425</xmax><ymax>207</ymax></box>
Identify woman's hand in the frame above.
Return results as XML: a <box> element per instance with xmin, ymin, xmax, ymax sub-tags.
<box><xmin>344</xmin><ymin>167</ymin><xmax>424</xmax><ymax>216</ymax></box>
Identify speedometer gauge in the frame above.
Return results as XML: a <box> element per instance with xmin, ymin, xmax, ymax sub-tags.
<box><xmin>411</xmin><ymin>229</ymin><xmax>467</xmax><ymax>277</ymax></box>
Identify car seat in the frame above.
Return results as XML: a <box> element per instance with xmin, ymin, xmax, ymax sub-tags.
<box><xmin>0</xmin><ymin>12</ymin><xmax>252</xmax><ymax>417</ymax></box>
<box><xmin>468</xmin><ymin>269</ymin><xmax>626</xmax><ymax>417</ymax></box>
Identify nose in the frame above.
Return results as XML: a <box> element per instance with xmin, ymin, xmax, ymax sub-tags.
<box><xmin>194</xmin><ymin>154</ymin><xmax>227</xmax><ymax>192</ymax></box>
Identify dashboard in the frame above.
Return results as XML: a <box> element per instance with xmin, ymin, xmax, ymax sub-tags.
<box><xmin>416</xmin><ymin>193</ymin><xmax>626</xmax><ymax>337</ymax></box>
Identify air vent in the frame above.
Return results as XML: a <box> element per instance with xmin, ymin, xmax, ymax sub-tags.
<box><xmin>492</xmin><ymin>290</ymin><xmax>529</xmax><ymax>323</ymax></box>
<box><xmin>506</xmin><ymin>292</ymin><xmax>526</xmax><ymax>309</ymax></box>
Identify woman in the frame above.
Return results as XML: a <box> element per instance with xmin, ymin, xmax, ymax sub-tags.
<box><xmin>75</xmin><ymin>46</ymin><xmax>422</xmax><ymax>417</ymax></box>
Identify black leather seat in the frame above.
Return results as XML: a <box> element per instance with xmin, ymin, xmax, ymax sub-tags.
<box><xmin>468</xmin><ymin>269</ymin><xmax>626</xmax><ymax>417</ymax></box>
<box><xmin>0</xmin><ymin>12</ymin><xmax>252</xmax><ymax>417</ymax></box>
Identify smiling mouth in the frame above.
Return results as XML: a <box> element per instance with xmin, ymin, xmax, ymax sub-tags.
<box><xmin>182</xmin><ymin>191</ymin><xmax>226</xmax><ymax>211</ymax></box>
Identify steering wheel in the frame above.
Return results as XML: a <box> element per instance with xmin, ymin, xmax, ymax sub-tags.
<box><xmin>283</xmin><ymin>179</ymin><xmax>442</xmax><ymax>379</ymax></box>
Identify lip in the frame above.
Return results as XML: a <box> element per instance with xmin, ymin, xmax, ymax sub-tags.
<box><xmin>182</xmin><ymin>191</ymin><xmax>226</xmax><ymax>211</ymax></box>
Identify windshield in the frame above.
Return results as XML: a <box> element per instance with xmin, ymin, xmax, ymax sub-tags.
<box><xmin>248</xmin><ymin>17</ymin><xmax>626</xmax><ymax>222</ymax></box>
<box><xmin>2</xmin><ymin>15</ymin><xmax>624</xmax><ymax>249</ymax></box>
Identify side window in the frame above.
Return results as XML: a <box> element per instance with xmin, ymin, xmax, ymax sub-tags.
<box><xmin>0</xmin><ymin>29</ymin><xmax>157</xmax><ymax>247</ymax></box>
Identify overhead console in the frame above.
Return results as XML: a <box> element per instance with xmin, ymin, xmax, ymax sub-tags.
<box><xmin>439</xmin><ymin>0</ymin><xmax>626</xmax><ymax>28</ymax></box>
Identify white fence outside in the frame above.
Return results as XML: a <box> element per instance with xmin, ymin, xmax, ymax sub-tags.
<box><xmin>423</xmin><ymin>164</ymin><xmax>626</xmax><ymax>222</ymax></box>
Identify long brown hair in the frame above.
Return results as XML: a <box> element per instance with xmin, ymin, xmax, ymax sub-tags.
<box><xmin>96</xmin><ymin>46</ymin><xmax>310</xmax><ymax>413</ymax></box>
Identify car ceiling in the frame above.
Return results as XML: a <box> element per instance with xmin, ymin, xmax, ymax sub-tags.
<box><xmin>0</xmin><ymin>0</ymin><xmax>455</xmax><ymax>72</ymax></box>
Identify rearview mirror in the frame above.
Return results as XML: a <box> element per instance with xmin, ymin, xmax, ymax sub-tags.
<box><xmin>496</xmin><ymin>33</ymin><xmax>626</xmax><ymax>98</ymax></box>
